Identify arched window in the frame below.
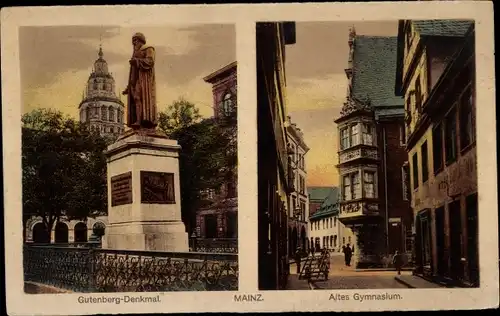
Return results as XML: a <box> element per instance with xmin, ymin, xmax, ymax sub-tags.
<box><xmin>109</xmin><ymin>106</ymin><xmax>115</xmax><ymax>122</ymax></box>
<box><xmin>222</xmin><ymin>92</ymin><xmax>233</xmax><ymax>115</ymax></box>
<box><xmin>101</xmin><ymin>106</ymin><xmax>107</xmax><ymax>120</ymax></box>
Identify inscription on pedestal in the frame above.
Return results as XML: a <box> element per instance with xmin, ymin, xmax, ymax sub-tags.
<box><xmin>141</xmin><ymin>171</ymin><xmax>175</xmax><ymax>204</ymax></box>
<box><xmin>111</xmin><ymin>172</ymin><xmax>133</xmax><ymax>206</ymax></box>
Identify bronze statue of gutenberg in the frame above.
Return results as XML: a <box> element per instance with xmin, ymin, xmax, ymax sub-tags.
<box><xmin>122</xmin><ymin>32</ymin><xmax>157</xmax><ymax>129</ymax></box>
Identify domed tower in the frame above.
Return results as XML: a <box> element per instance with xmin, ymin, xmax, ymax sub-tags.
<box><xmin>78</xmin><ymin>45</ymin><xmax>125</xmax><ymax>138</ymax></box>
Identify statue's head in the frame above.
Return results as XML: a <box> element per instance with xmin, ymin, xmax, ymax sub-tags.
<box><xmin>132</xmin><ymin>32</ymin><xmax>146</xmax><ymax>46</ymax></box>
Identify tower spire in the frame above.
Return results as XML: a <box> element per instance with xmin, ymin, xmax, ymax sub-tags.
<box><xmin>98</xmin><ymin>28</ymin><xmax>103</xmax><ymax>59</ymax></box>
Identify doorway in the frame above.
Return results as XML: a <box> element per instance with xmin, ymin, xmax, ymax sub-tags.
<box><xmin>32</xmin><ymin>223</ymin><xmax>50</xmax><ymax>243</ymax></box>
<box><xmin>74</xmin><ymin>222</ymin><xmax>88</xmax><ymax>242</ymax></box>
<box><xmin>54</xmin><ymin>222</ymin><xmax>69</xmax><ymax>243</ymax></box>
<box><xmin>448</xmin><ymin>200</ymin><xmax>463</xmax><ymax>282</ymax></box>
<box><xmin>435</xmin><ymin>206</ymin><xmax>447</xmax><ymax>277</ymax></box>
<box><xmin>204</xmin><ymin>214</ymin><xmax>218</xmax><ymax>238</ymax></box>
<box><xmin>466</xmin><ymin>194</ymin><xmax>479</xmax><ymax>286</ymax></box>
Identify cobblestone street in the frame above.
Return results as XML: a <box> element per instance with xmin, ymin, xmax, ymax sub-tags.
<box><xmin>287</xmin><ymin>254</ymin><xmax>413</xmax><ymax>290</ymax></box>
<box><xmin>313</xmin><ymin>274</ymin><xmax>408</xmax><ymax>289</ymax></box>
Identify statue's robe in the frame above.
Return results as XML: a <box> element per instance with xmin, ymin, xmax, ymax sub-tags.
<box><xmin>127</xmin><ymin>45</ymin><xmax>157</xmax><ymax>128</ymax></box>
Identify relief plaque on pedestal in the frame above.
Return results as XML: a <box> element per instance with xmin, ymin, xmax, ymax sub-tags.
<box><xmin>140</xmin><ymin>171</ymin><xmax>175</xmax><ymax>204</ymax></box>
<box><xmin>111</xmin><ymin>171</ymin><xmax>133</xmax><ymax>206</ymax></box>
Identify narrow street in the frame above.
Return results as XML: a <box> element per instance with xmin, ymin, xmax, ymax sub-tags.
<box><xmin>287</xmin><ymin>254</ymin><xmax>411</xmax><ymax>290</ymax></box>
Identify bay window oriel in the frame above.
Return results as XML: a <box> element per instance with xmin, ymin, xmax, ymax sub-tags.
<box><xmin>363</xmin><ymin>171</ymin><xmax>375</xmax><ymax>198</ymax></box>
<box><xmin>362</xmin><ymin>123</ymin><xmax>373</xmax><ymax>145</ymax></box>
<box><xmin>342</xmin><ymin>169</ymin><xmax>377</xmax><ymax>201</ymax></box>
<box><xmin>339</xmin><ymin>121</ymin><xmax>375</xmax><ymax>150</ymax></box>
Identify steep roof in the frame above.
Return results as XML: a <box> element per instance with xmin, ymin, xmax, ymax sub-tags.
<box><xmin>413</xmin><ymin>20</ymin><xmax>473</xmax><ymax>37</ymax></box>
<box><xmin>307</xmin><ymin>186</ymin><xmax>334</xmax><ymax>202</ymax></box>
<box><xmin>352</xmin><ymin>36</ymin><xmax>403</xmax><ymax>109</ymax></box>
<box><xmin>395</xmin><ymin>19</ymin><xmax>474</xmax><ymax>95</ymax></box>
<box><xmin>310</xmin><ymin>187</ymin><xmax>339</xmax><ymax>220</ymax></box>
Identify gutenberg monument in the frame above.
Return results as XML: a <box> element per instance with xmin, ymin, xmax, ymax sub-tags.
<box><xmin>102</xmin><ymin>32</ymin><xmax>189</xmax><ymax>252</ymax></box>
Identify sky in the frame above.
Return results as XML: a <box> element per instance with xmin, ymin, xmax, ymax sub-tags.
<box><xmin>285</xmin><ymin>21</ymin><xmax>398</xmax><ymax>187</ymax></box>
<box><xmin>20</xmin><ymin>24</ymin><xmax>236</xmax><ymax>118</ymax></box>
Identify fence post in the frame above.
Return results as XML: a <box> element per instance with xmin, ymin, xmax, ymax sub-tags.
<box><xmin>191</xmin><ymin>233</ymin><xmax>197</xmax><ymax>252</ymax></box>
<box><xmin>88</xmin><ymin>248</ymin><xmax>96</xmax><ymax>292</ymax></box>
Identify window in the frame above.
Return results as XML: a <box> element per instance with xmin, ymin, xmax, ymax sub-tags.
<box><xmin>334</xmin><ymin>217</ymin><xmax>337</xmax><ymax>227</ymax></box>
<box><xmin>343</xmin><ymin>237</ymin><xmax>345</xmax><ymax>245</ymax></box>
<box><xmin>109</xmin><ymin>107</ymin><xmax>114</xmax><ymax>122</ymax></box>
<box><xmin>311</xmin><ymin>222</ymin><xmax>313</xmax><ymax>231</ymax></box>
<box><xmin>101</xmin><ymin>107</ymin><xmax>107</xmax><ymax>120</ymax></box>
<box><xmin>343</xmin><ymin>171</ymin><xmax>361</xmax><ymax>201</ymax></box>
<box><xmin>222</xmin><ymin>92</ymin><xmax>233</xmax><ymax>115</ymax></box>
<box><xmin>352</xmin><ymin>172</ymin><xmax>361</xmax><ymax>199</ymax></box>
<box><xmin>415</xmin><ymin>76</ymin><xmax>422</xmax><ymax>112</ymax></box>
<box><xmin>421</xmin><ymin>141</ymin><xmax>429</xmax><ymax>183</ymax></box>
<box><xmin>227</xmin><ymin>180</ymin><xmax>236</xmax><ymax>198</ymax></box>
<box><xmin>460</xmin><ymin>87</ymin><xmax>475</xmax><ymax>149</ymax></box>
<box><xmin>343</xmin><ymin>175</ymin><xmax>351</xmax><ymax>201</ymax></box>
<box><xmin>412</xmin><ymin>152</ymin><xmax>419</xmax><ymax>190</ymax></box>
<box><xmin>340</xmin><ymin>128</ymin><xmax>349</xmax><ymax>149</ymax></box>
<box><xmin>445</xmin><ymin>109</ymin><xmax>457</xmax><ymax>163</ymax></box>
<box><xmin>362</xmin><ymin>123</ymin><xmax>373</xmax><ymax>145</ymax></box>
<box><xmin>348</xmin><ymin>236</ymin><xmax>351</xmax><ymax>244</ymax></box>
<box><xmin>350</xmin><ymin>124</ymin><xmax>360</xmax><ymax>146</ymax></box>
<box><xmin>400</xmin><ymin>123</ymin><xmax>406</xmax><ymax>146</ymax></box>
<box><xmin>433</xmin><ymin>123</ymin><xmax>443</xmax><ymax>174</ymax></box>
<box><xmin>364</xmin><ymin>171</ymin><xmax>375</xmax><ymax>198</ymax></box>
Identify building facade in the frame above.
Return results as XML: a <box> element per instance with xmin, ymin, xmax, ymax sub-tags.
<box><xmin>395</xmin><ymin>20</ymin><xmax>477</xmax><ymax>286</ymax></box>
<box><xmin>335</xmin><ymin>28</ymin><xmax>413</xmax><ymax>268</ymax></box>
<box><xmin>309</xmin><ymin>187</ymin><xmax>341</xmax><ymax>252</ymax></box>
<box><xmin>257</xmin><ymin>22</ymin><xmax>296</xmax><ymax>290</ymax></box>
<box><xmin>308</xmin><ymin>187</ymin><xmax>334</xmax><ymax>218</ymax></box>
<box><xmin>78</xmin><ymin>46</ymin><xmax>125</xmax><ymax>139</ymax></box>
<box><xmin>308</xmin><ymin>187</ymin><xmax>356</xmax><ymax>253</ymax></box>
<box><xmin>286</xmin><ymin>116</ymin><xmax>310</xmax><ymax>253</ymax></box>
<box><xmin>195</xmin><ymin>62</ymin><xmax>238</xmax><ymax>239</ymax></box>
<box><xmin>25</xmin><ymin>216</ymin><xmax>108</xmax><ymax>244</ymax></box>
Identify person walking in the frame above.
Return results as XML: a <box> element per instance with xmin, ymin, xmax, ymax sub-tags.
<box><xmin>294</xmin><ymin>247</ymin><xmax>303</xmax><ymax>274</ymax></box>
<box><xmin>392</xmin><ymin>250</ymin><xmax>404</xmax><ymax>275</ymax></box>
<box><xmin>343</xmin><ymin>244</ymin><xmax>353</xmax><ymax>266</ymax></box>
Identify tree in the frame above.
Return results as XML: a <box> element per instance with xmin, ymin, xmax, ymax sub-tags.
<box><xmin>22</xmin><ymin>108</ymin><xmax>108</xmax><ymax>242</ymax></box>
<box><xmin>158</xmin><ymin>98</ymin><xmax>202</xmax><ymax>137</ymax></box>
<box><xmin>158</xmin><ymin>99</ymin><xmax>237</xmax><ymax>234</ymax></box>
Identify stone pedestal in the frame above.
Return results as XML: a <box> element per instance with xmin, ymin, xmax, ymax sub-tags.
<box><xmin>102</xmin><ymin>129</ymin><xmax>189</xmax><ymax>252</ymax></box>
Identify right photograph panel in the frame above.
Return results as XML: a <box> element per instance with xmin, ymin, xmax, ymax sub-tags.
<box><xmin>256</xmin><ymin>20</ymin><xmax>477</xmax><ymax>291</ymax></box>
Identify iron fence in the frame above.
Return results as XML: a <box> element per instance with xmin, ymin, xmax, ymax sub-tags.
<box><xmin>24</xmin><ymin>245</ymin><xmax>238</xmax><ymax>293</ymax></box>
<box><xmin>25</xmin><ymin>242</ymin><xmax>101</xmax><ymax>248</ymax></box>
<box><xmin>190</xmin><ymin>238</ymin><xmax>237</xmax><ymax>253</ymax></box>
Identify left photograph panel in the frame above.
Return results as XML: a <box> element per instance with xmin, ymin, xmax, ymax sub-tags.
<box><xmin>21</xmin><ymin>24</ymin><xmax>238</xmax><ymax>293</ymax></box>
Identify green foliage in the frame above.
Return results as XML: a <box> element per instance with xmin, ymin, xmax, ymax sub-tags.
<box><xmin>22</xmin><ymin>108</ymin><xmax>108</xmax><ymax>240</ymax></box>
<box><xmin>158</xmin><ymin>98</ymin><xmax>202</xmax><ymax>137</ymax></box>
<box><xmin>158</xmin><ymin>100</ymin><xmax>237</xmax><ymax>233</ymax></box>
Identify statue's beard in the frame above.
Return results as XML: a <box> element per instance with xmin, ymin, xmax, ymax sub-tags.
<box><xmin>133</xmin><ymin>43</ymin><xmax>142</xmax><ymax>51</ymax></box>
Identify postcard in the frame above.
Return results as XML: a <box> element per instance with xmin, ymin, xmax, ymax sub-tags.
<box><xmin>2</xmin><ymin>2</ymin><xmax>497</xmax><ymax>315</ymax></box>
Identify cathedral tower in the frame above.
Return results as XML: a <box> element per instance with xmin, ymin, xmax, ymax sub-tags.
<box><xmin>78</xmin><ymin>46</ymin><xmax>125</xmax><ymax>138</ymax></box>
